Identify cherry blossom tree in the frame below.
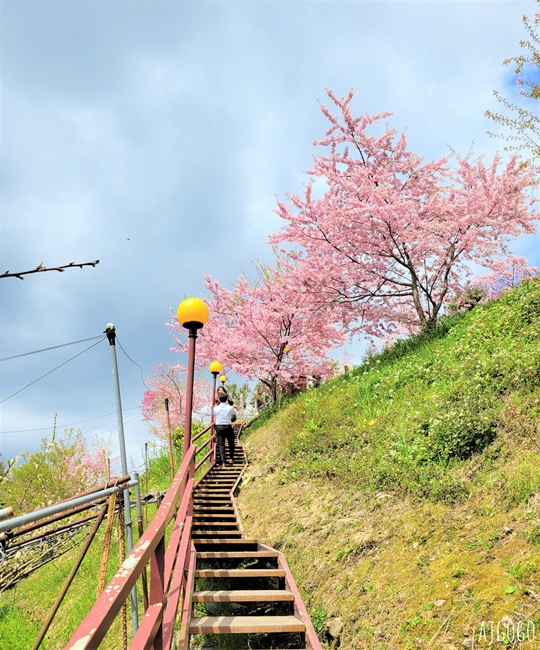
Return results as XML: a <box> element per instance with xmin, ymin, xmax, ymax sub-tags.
<box><xmin>169</xmin><ymin>261</ymin><xmax>345</xmax><ymax>403</ymax></box>
<box><xmin>473</xmin><ymin>255</ymin><xmax>540</xmax><ymax>300</ymax></box>
<box><xmin>0</xmin><ymin>430</ymin><xmax>113</xmax><ymax>513</ymax></box>
<box><xmin>447</xmin><ymin>255</ymin><xmax>539</xmax><ymax>314</ymax></box>
<box><xmin>271</xmin><ymin>89</ymin><xmax>539</xmax><ymax>337</ymax></box>
<box><xmin>141</xmin><ymin>363</ymin><xmax>209</xmax><ymax>442</ymax></box>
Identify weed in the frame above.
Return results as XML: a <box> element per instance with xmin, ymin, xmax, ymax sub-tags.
<box><xmin>311</xmin><ymin>605</ymin><xmax>328</xmax><ymax>634</ymax></box>
<box><xmin>527</xmin><ymin>522</ymin><xmax>540</xmax><ymax>546</ymax></box>
<box><xmin>451</xmin><ymin>567</ymin><xmax>466</xmax><ymax>578</ymax></box>
<box><xmin>402</xmin><ymin>614</ymin><xmax>422</xmax><ymax>631</ymax></box>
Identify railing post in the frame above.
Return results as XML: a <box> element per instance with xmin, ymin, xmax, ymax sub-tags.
<box><xmin>133</xmin><ymin>472</ymin><xmax>149</xmax><ymax>611</ymax></box>
<box><xmin>150</xmin><ymin>535</ymin><xmax>166</xmax><ymax>650</ymax></box>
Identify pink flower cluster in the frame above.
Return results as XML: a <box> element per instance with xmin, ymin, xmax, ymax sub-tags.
<box><xmin>163</xmin><ymin>89</ymin><xmax>538</xmax><ymax>399</ymax></box>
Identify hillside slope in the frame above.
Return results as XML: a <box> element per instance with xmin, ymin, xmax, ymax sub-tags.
<box><xmin>237</xmin><ymin>279</ymin><xmax>540</xmax><ymax>649</ymax></box>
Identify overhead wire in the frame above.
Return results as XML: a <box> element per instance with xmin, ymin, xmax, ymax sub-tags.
<box><xmin>0</xmin><ymin>337</ymin><xmax>106</xmax><ymax>405</ymax></box>
<box><xmin>1</xmin><ymin>331</ymin><xmax>158</xmax><ymax>475</ymax></box>
<box><xmin>0</xmin><ymin>335</ymin><xmax>105</xmax><ymax>363</ymax></box>
<box><xmin>0</xmin><ymin>407</ymin><xmax>140</xmax><ymax>435</ymax></box>
<box><xmin>115</xmin><ymin>335</ymin><xmax>150</xmax><ymax>390</ymax></box>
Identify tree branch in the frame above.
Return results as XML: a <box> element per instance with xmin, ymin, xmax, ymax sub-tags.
<box><xmin>1</xmin><ymin>260</ymin><xmax>100</xmax><ymax>280</ymax></box>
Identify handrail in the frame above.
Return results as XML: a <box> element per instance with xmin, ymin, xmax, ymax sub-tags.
<box><xmin>195</xmin><ymin>434</ymin><xmax>213</xmax><ymax>456</ymax></box>
<box><xmin>0</xmin><ymin>477</ymin><xmax>136</xmax><ymax>535</ymax></box>
<box><xmin>191</xmin><ymin>422</ymin><xmax>213</xmax><ymax>444</ymax></box>
<box><xmin>65</xmin><ymin>441</ymin><xmax>201</xmax><ymax>649</ymax></box>
<box><xmin>194</xmin><ymin>448</ymin><xmax>213</xmax><ymax>473</ymax></box>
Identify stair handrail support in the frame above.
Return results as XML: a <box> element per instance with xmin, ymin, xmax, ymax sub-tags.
<box><xmin>65</xmin><ymin>443</ymin><xmax>200</xmax><ymax>649</ymax></box>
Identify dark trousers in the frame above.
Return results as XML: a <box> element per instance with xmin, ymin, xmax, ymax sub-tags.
<box><xmin>215</xmin><ymin>425</ymin><xmax>235</xmax><ymax>464</ymax></box>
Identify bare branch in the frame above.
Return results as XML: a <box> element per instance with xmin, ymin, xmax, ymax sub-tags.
<box><xmin>1</xmin><ymin>260</ymin><xmax>100</xmax><ymax>281</ymax></box>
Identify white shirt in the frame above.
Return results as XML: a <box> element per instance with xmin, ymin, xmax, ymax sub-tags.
<box><xmin>214</xmin><ymin>402</ymin><xmax>236</xmax><ymax>425</ymax></box>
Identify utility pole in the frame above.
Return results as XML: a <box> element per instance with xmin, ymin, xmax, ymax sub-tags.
<box><xmin>104</xmin><ymin>323</ymin><xmax>139</xmax><ymax>633</ymax></box>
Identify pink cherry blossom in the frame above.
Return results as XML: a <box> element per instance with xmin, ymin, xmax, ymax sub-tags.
<box><xmin>168</xmin><ymin>259</ymin><xmax>345</xmax><ymax>402</ymax></box>
<box><xmin>141</xmin><ymin>363</ymin><xmax>209</xmax><ymax>441</ymax></box>
<box><xmin>270</xmin><ymin>89</ymin><xmax>538</xmax><ymax>335</ymax></box>
<box><xmin>472</xmin><ymin>255</ymin><xmax>540</xmax><ymax>299</ymax></box>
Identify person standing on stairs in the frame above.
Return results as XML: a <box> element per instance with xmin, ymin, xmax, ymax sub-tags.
<box><xmin>214</xmin><ymin>392</ymin><xmax>237</xmax><ymax>465</ymax></box>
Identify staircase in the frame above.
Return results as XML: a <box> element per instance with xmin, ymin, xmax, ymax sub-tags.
<box><xmin>186</xmin><ymin>423</ymin><xmax>321</xmax><ymax>649</ymax></box>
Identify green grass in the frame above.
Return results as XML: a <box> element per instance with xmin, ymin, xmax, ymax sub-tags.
<box><xmin>243</xmin><ymin>278</ymin><xmax>540</xmax><ymax>505</ymax></box>
<box><xmin>239</xmin><ymin>277</ymin><xmax>540</xmax><ymax>648</ymax></box>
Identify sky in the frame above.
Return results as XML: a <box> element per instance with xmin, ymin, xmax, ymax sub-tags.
<box><xmin>1</xmin><ymin>0</ymin><xmax>539</xmax><ymax>475</ymax></box>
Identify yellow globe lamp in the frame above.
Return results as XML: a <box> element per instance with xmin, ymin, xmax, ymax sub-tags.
<box><xmin>177</xmin><ymin>298</ymin><xmax>209</xmax><ymax>331</ymax></box>
<box><xmin>209</xmin><ymin>361</ymin><xmax>223</xmax><ymax>376</ymax></box>
<box><xmin>219</xmin><ymin>375</ymin><xmax>227</xmax><ymax>384</ymax></box>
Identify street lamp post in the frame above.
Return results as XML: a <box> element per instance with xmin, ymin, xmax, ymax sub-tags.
<box><xmin>176</xmin><ymin>299</ymin><xmax>209</xmax><ymax>466</ymax></box>
<box><xmin>164</xmin><ymin>397</ymin><xmax>175</xmax><ymax>480</ymax></box>
<box><xmin>209</xmin><ymin>361</ymin><xmax>222</xmax><ymax>462</ymax></box>
<box><xmin>209</xmin><ymin>362</ymin><xmax>223</xmax><ymax>420</ymax></box>
<box><xmin>104</xmin><ymin>323</ymin><xmax>138</xmax><ymax>632</ymax></box>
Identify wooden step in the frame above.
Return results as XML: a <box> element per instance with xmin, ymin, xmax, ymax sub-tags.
<box><xmin>198</xmin><ymin>488</ymin><xmax>235</xmax><ymax>492</ymax></box>
<box><xmin>195</xmin><ymin>569</ymin><xmax>285</xmax><ymax>578</ymax></box>
<box><xmin>193</xmin><ymin>515</ymin><xmax>238</xmax><ymax>528</ymax></box>
<box><xmin>192</xmin><ymin>589</ymin><xmax>294</xmax><ymax>603</ymax></box>
<box><xmin>193</xmin><ymin>497</ymin><xmax>232</xmax><ymax>502</ymax></box>
<box><xmin>192</xmin><ymin>531</ymin><xmax>242</xmax><ymax>538</ymax></box>
<box><xmin>193</xmin><ymin>514</ymin><xmax>237</xmax><ymax>520</ymax></box>
<box><xmin>196</xmin><ymin>490</ymin><xmax>232</xmax><ymax>494</ymax></box>
<box><xmin>193</xmin><ymin>507</ymin><xmax>234</xmax><ymax>512</ymax></box>
<box><xmin>196</xmin><ymin>551</ymin><xmax>278</xmax><ymax>559</ymax></box>
<box><xmin>193</xmin><ymin>496</ymin><xmax>232</xmax><ymax>501</ymax></box>
<box><xmin>189</xmin><ymin>615</ymin><xmax>305</xmax><ymax>634</ymax></box>
<box><xmin>193</xmin><ymin>519</ymin><xmax>238</xmax><ymax>532</ymax></box>
<box><xmin>193</xmin><ymin>538</ymin><xmax>258</xmax><ymax>547</ymax></box>
<box><xmin>192</xmin><ymin>521</ymin><xmax>238</xmax><ymax>527</ymax></box>
<box><xmin>197</xmin><ymin>481</ymin><xmax>236</xmax><ymax>491</ymax></box>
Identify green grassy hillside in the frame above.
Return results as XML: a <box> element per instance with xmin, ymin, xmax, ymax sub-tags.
<box><xmin>237</xmin><ymin>278</ymin><xmax>540</xmax><ymax>649</ymax></box>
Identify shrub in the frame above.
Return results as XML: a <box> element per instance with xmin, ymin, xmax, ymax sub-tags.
<box><xmin>424</xmin><ymin>399</ymin><xmax>498</xmax><ymax>462</ymax></box>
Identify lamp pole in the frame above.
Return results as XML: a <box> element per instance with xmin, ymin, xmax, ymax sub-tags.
<box><xmin>209</xmin><ymin>362</ymin><xmax>223</xmax><ymax>422</ymax></box>
<box><xmin>164</xmin><ymin>397</ymin><xmax>175</xmax><ymax>480</ymax></box>
<box><xmin>104</xmin><ymin>323</ymin><xmax>138</xmax><ymax>632</ymax></box>
<box><xmin>209</xmin><ymin>362</ymin><xmax>222</xmax><ymax>463</ymax></box>
<box><xmin>184</xmin><ymin>333</ymin><xmax>197</xmax><ymax>461</ymax></box>
<box><xmin>177</xmin><ymin>299</ymin><xmax>209</xmax><ymax>467</ymax></box>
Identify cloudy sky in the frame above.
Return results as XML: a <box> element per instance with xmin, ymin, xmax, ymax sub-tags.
<box><xmin>1</xmin><ymin>0</ymin><xmax>538</xmax><ymax>472</ymax></box>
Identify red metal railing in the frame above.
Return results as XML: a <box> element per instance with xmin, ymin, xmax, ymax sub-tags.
<box><xmin>65</xmin><ymin>423</ymin><xmax>215</xmax><ymax>650</ymax></box>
